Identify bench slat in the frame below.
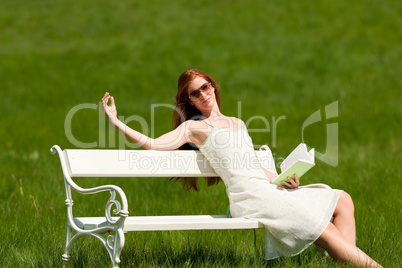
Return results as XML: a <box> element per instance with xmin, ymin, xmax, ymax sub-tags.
<box><xmin>74</xmin><ymin>215</ymin><xmax>264</xmax><ymax>231</ymax></box>
<box><xmin>65</xmin><ymin>150</ymin><xmax>216</xmax><ymax>177</ymax></box>
<box><xmin>64</xmin><ymin>149</ymin><xmax>276</xmax><ymax>177</ymax></box>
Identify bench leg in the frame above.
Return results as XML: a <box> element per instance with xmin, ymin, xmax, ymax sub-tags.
<box><xmin>61</xmin><ymin>223</ymin><xmax>125</xmax><ymax>268</ymax></box>
<box><xmin>62</xmin><ymin>223</ymin><xmax>72</xmax><ymax>267</ymax></box>
<box><xmin>316</xmin><ymin>244</ymin><xmax>329</xmax><ymax>257</ymax></box>
<box><xmin>104</xmin><ymin>228</ymin><xmax>125</xmax><ymax>268</ymax></box>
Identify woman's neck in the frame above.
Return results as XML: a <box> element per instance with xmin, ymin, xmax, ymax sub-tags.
<box><xmin>201</xmin><ymin>105</ymin><xmax>223</xmax><ymax>120</ymax></box>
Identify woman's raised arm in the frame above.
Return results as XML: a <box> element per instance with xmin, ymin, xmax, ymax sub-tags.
<box><xmin>101</xmin><ymin>92</ymin><xmax>190</xmax><ymax>150</ymax></box>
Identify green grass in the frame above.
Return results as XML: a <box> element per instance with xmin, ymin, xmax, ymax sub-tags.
<box><xmin>0</xmin><ymin>0</ymin><xmax>401</xmax><ymax>267</ymax></box>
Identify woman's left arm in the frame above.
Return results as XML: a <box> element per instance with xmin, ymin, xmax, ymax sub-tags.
<box><xmin>260</xmin><ymin>162</ymin><xmax>300</xmax><ymax>189</ymax></box>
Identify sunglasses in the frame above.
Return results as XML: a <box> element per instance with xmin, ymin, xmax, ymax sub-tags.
<box><xmin>189</xmin><ymin>82</ymin><xmax>213</xmax><ymax>101</ymax></box>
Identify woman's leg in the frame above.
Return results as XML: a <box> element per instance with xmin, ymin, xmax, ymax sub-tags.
<box><xmin>332</xmin><ymin>191</ymin><xmax>356</xmax><ymax>245</ymax></box>
<box><xmin>315</xmin><ymin>223</ymin><xmax>382</xmax><ymax>267</ymax></box>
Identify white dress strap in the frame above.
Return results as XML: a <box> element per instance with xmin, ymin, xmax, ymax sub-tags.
<box><xmin>202</xmin><ymin>120</ymin><xmax>215</xmax><ymax>127</ymax></box>
<box><xmin>230</xmin><ymin>117</ymin><xmax>243</xmax><ymax>130</ymax></box>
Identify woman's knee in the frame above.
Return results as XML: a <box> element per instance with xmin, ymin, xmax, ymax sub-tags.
<box><xmin>334</xmin><ymin>191</ymin><xmax>355</xmax><ymax>216</ymax></box>
<box><xmin>339</xmin><ymin>191</ymin><xmax>355</xmax><ymax>213</ymax></box>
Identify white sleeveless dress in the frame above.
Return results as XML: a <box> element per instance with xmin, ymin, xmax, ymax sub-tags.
<box><xmin>199</xmin><ymin>123</ymin><xmax>341</xmax><ymax>260</ymax></box>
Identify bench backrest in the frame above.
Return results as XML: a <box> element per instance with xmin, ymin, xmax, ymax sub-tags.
<box><xmin>62</xmin><ymin>148</ymin><xmax>277</xmax><ymax>177</ymax></box>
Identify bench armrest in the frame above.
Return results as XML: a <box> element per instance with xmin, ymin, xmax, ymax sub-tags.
<box><xmin>51</xmin><ymin>145</ymin><xmax>129</xmax><ymax>227</ymax></box>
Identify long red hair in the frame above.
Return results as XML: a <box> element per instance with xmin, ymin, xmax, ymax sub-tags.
<box><xmin>171</xmin><ymin>69</ymin><xmax>221</xmax><ymax>191</ymax></box>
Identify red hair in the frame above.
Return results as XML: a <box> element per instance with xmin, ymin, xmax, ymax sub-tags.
<box><xmin>171</xmin><ymin>69</ymin><xmax>221</xmax><ymax>191</ymax></box>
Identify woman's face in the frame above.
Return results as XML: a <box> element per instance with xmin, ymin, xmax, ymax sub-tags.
<box><xmin>187</xmin><ymin>76</ymin><xmax>216</xmax><ymax>109</ymax></box>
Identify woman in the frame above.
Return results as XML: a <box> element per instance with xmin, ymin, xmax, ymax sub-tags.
<box><xmin>101</xmin><ymin>69</ymin><xmax>381</xmax><ymax>267</ymax></box>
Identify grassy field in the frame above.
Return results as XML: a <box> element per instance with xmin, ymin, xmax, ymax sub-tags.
<box><xmin>1</xmin><ymin>0</ymin><xmax>401</xmax><ymax>267</ymax></box>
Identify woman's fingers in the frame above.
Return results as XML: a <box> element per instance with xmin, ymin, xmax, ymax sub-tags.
<box><xmin>102</xmin><ymin>92</ymin><xmax>109</xmax><ymax>101</ymax></box>
<box><xmin>101</xmin><ymin>93</ymin><xmax>112</xmax><ymax>114</ymax></box>
<box><xmin>102</xmin><ymin>94</ymin><xmax>112</xmax><ymax>106</ymax></box>
<box><xmin>289</xmin><ymin>178</ymin><xmax>297</xmax><ymax>187</ymax></box>
<box><xmin>110</xmin><ymin>96</ymin><xmax>115</xmax><ymax>106</ymax></box>
<box><xmin>282</xmin><ymin>175</ymin><xmax>299</xmax><ymax>189</ymax></box>
<box><xmin>102</xmin><ymin>97</ymin><xmax>109</xmax><ymax>108</ymax></box>
<box><xmin>282</xmin><ymin>179</ymin><xmax>292</xmax><ymax>188</ymax></box>
<box><xmin>293</xmin><ymin>174</ymin><xmax>300</xmax><ymax>185</ymax></box>
<box><xmin>102</xmin><ymin>93</ymin><xmax>113</xmax><ymax>106</ymax></box>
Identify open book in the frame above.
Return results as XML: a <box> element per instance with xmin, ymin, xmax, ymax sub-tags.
<box><xmin>272</xmin><ymin>143</ymin><xmax>315</xmax><ymax>185</ymax></box>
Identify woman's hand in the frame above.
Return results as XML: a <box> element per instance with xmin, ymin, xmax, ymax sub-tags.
<box><xmin>281</xmin><ymin>174</ymin><xmax>300</xmax><ymax>189</ymax></box>
<box><xmin>101</xmin><ymin>92</ymin><xmax>118</xmax><ymax>124</ymax></box>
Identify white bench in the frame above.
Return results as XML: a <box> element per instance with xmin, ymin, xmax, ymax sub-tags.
<box><xmin>51</xmin><ymin>145</ymin><xmax>330</xmax><ymax>267</ymax></box>
<box><xmin>50</xmin><ymin>145</ymin><xmax>279</xmax><ymax>267</ymax></box>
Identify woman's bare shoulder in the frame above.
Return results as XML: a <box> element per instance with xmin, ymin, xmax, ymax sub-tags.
<box><xmin>230</xmin><ymin>117</ymin><xmax>245</xmax><ymax>125</ymax></box>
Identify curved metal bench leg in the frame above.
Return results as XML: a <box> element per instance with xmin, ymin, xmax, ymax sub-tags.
<box><xmin>62</xmin><ymin>223</ymin><xmax>72</xmax><ymax>267</ymax></box>
<box><xmin>110</xmin><ymin>228</ymin><xmax>125</xmax><ymax>268</ymax></box>
<box><xmin>61</xmin><ymin>226</ymin><xmax>126</xmax><ymax>268</ymax></box>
